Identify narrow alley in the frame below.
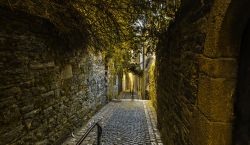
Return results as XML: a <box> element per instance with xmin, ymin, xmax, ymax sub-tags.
<box><xmin>63</xmin><ymin>93</ymin><xmax>162</xmax><ymax>145</ymax></box>
<box><xmin>1</xmin><ymin>0</ymin><xmax>250</xmax><ymax>145</ymax></box>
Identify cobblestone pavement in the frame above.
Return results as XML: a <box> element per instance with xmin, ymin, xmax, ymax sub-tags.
<box><xmin>63</xmin><ymin>95</ymin><xmax>163</xmax><ymax>145</ymax></box>
<box><xmin>118</xmin><ymin>91</ymin><xmax>140</xmax><ymax>99</ymax></box>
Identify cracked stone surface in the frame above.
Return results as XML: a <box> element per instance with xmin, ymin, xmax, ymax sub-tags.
<box><xmin>63</xmin><ymin>95</ymin><xmax>163</xmax><ymax>145</ymax></box>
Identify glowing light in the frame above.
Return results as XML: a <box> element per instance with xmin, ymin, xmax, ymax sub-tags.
<box><xmin>128</xmin><ymin>72</ymin><xmax>134</xmax><ymax>91</ymax></box>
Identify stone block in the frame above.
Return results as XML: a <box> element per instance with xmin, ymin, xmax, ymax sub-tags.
<box><xmin>24</xmin><ymin>119</ymin><xmax>33</xmax><ymax>130</ymax></box>
<box><xmin>0</xmin><ymin>125</ymin><xmax>25</xmax><ymax>144</ymax></box>
<box><xmin>203</xmin><ymin>0</ymin><xmax>233</xmax><ymax>58</ymax></box>
<box><xmin>190</xmin><ymin>108</ymin><xmax>232</xmax><ymax>145</ymax></box>
<box><xmin>0</xmin><ymin>96</ymin><xmax>16</xmax><ymax>109</ymax></box>
<box><xmin>2</xmin><ymin>87</ymin><xmax>22</xmax><ymax>97</ymax></box>
<box><xmin>31</xmin><ymin>87</ymin><xmax>46</xmax><ymax>96</ymax></box>
<box><xmin>41</xmin><ymin>91</ymin><xmax>54</xmax><ymax>98</ymax></box>
<box><xmin>198</xmin><ymin>76</ymin><xmax>235</xmax><ymax>122</ymax></box>
<box><xmin>30</xmin><ymin>62</ymin><xmax>55</xmax><ymax>69</ymax></box>
<box><xmin>1</xmin><ymin>104</ymin><xmax>21</xmax><ymax>123</ymax></box>
<box><xmin>24</xmin><ymin>109</ymin><xmax>40</xmax><ymax>119</ymax></box>
<box><xmin>61</xmin><ymin>64</ymin><xmax>73</xmax><ymax>79</ymax></box>
<box><xmin>199</xmin><ymin>56</ymin><xmax>237</xmax><ymax>78</ymax></box>
<box><xmin>21</xmin><ymin>105</ymin><xmax>35</xmax><ymax>114</ymax></box>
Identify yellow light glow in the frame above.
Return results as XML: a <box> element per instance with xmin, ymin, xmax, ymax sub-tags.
<box><xmin>128</xmin><ymin>72</ymin><xmax>134</xmax><ymax>91</ymax></box>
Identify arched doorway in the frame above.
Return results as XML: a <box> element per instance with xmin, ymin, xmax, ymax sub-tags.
<box><xmin>234</xmin><ymin>20</ymin><xmax>250</xmax><ymax>145</ymax></box>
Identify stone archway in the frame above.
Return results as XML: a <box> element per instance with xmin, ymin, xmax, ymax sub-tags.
<box><xmin>214</xmin><ymin>1</ymin><xmax>250</xmax><ymax>144</ymax></box>
<box><xmin>216</xmin><ymin>1</ymin><xmax>250</xmax><ymax>144</ymax></box>
<box><xmin>192</xmin><ymin>0</ymin><xmax>250</xmax><ymax>145</ymax></box>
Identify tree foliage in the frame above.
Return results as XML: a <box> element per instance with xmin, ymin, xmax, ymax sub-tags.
<box><xmin>73</xmin><ymin>0</ymin><xmax>180</xmax><ymax>51</ymax></box>
<box><xmin>74</xmin><ymin>0</ymin><xmax>180</xmax><ymax>74</ymax></box>
<box><xmin>1</xmin><ymin>0</ymin><xmax>180</xmax><ymax>74</ymax></box>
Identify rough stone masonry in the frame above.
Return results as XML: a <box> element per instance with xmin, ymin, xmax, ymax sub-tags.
<box><xmin>0</xmin><ymin>7</ymin><xmax>107</xmax><ymax>144</ymax></box>
<box><xmin>155</xmin><ymin>0</ymin><xmax>250</xmax><ymax>145</ymax></box>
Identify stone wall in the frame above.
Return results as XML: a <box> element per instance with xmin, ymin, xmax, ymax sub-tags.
<box><xmin>0</xmin><ymin>7</ymin><xmax>107</xmax><ymax>144</ymax></box>
<box><xmin>156</xmin><ymin>0</ymin><xmax>250</xmax><ymax>145</ymax></box>
<box><xmin>107</xmin><ymin>60</ymin><xmax>119</xmax><ymax>100</ymax></box>
<box><xmin>148</xmin><ymin>61</ymin><xmax>157</xmax><ymax>110</ymax></box>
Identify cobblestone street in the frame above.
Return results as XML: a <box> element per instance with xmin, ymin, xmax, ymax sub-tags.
<box><xmin>63</xmin><ymin>95</ymin><xmax>163</xmax><ymax>145</ymax></box>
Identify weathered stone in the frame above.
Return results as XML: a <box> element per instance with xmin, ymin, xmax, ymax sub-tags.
<box><xmin>25</xmin><ymin>119</ymin><xmax>33</xmax><ymax>130</ymax></box>
<box><xmin>41</xmin><ymin>91</ymin><xmax>54</xmax><ymax>98</ymax></box>
<box><xmin>30</xmin><ymin>62</ymin><xmax>55</xmax><ymax>69</ymax></box>
<box><xmin>31</xmin><ymin>87</ymin><xmax>46</xmax><ymax>96</ymax></box>
<box><xmin>1</xmin><ymin>104</ymin><xmax>21</xmax><ymax>123</ymax></box>
<box><xmin>203</xmin><ymin>0</ymin><xmax>234</xmax><ymax>58</ymax></box>
<box><xmin>190</xmin><ymin>108</ymin><xmax>232</xmax><ymax>145</ymax></box>
<box><xmin>34</xmin><ymin>139</ymin><xmax>49</xmax><ymax>145</ymax></box>
<box><xmin>198</xmin><ymin>76</ymin><xmax>235</xmax><ymax>122</ymax></box>
<box><xmin>21</xmin><ymin>104</ymin><xmax>35</xmax><ymax>114</ymax></box>
<box><xmin>199</xmin><ymin>56</ymin><xmax>237</xmax><ymax>78</ymax></box>
<box><xmin>155</xmin><ymin>0</ymin><xmax>245</xmax><ymax>144</ymax></box>
<box><xmin>0</xmin><ymin>125</ymin><xmax>25</xmax><ymax>145</ymax></box>
<box><xmin>61</xmin><ymin>64</ymin><xmax>73</xmax><ymax>80</ymax></box>
<box><xmin>54</xmin><ymin>89</ymin><xmax>60</xmax><ymax>98</ymax></box>
<box><xmin>0</xmin><ymin>7</ymin><xmax>108</xmax><ymax>144</ymax></box>
<box><xmin>0</xmin><ymin>96</ymin><xmax>16</xmax><ymax>109</ymax></box>
<box><xmin>24</xmin><ymin>109</ymin><xmax>40</xmax><ymax>119</ymax></box>
<box><xmin>2</xmin><ymin>87</ymin><xmax>22</xmax><ymax>97</ymax></box>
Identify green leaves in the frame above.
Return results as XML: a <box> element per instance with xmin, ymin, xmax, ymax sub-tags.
<box><xmin>72</xmin><ymin>0</ymin><xmax>180</xmax><ymax>75</ymax></box>
<box><xmin>3</xmin><ymin>0</ymin><xmax>180</xmax><ymax>74</ymax></box>
<box><xmin>73</xmin><ymin>0</ymin><xmax>180</xmax><ymax>51</ymax></box>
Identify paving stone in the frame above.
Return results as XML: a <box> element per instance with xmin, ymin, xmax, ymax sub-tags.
<box><xmin>63</xmin><ymin>93</ymin><xmax>163</xmax><ymax>145</ymax></box>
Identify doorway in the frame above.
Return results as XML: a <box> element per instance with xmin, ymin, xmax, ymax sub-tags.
<box><xmin>234</xmin><ymin>20</ymin><xmax>250</xmax><ymax>145</ymax></box>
